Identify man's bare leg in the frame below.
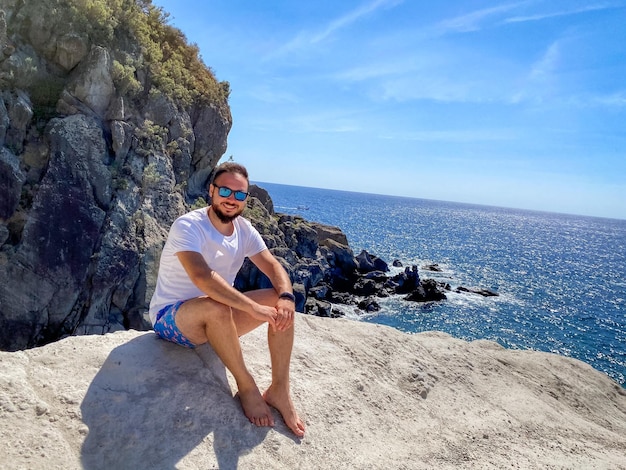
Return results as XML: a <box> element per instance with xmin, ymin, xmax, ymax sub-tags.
<box><xmin>176</xmin><ymin>290</ymin><xmax>305</xmax><ymax>435</ymax></box>
<box><xmin>175</xmin><ymin>297</ymin><xmax>274</xmax><ymax>428</ymax></box>
<box><xmin>263</xmin><ymin>325</ymin><xmax>306</xmax><ymax>437</ymax></box>
<box><xmin>240</xmin><ymin>290</ymin><xmax>306</xmax><ymax>437</ymax></box>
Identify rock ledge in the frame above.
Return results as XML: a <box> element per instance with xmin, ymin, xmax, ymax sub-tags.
<box><xmin>1</xmin><ymin>315</ymin><xmax>625</xmax><ymax>469</ymax></box>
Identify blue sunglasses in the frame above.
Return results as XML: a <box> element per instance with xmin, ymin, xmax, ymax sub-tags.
<box><xmin>215</xmin><ymin>185</ymin><xmax>249</xmax><ymax>201</ymax></box>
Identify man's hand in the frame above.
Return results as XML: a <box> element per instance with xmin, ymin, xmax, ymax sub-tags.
<box><xmin>274</xmin><ymin>298</ymin><xmax>295</xmax><ymax>332</ymax></box>
<box><xmin>250</xmin><ymin>304</ymin><xmax>279</xmax><ymax>331</ymax></box>
<box><xmin>248</xmin><ymin>250</ymin><xmax>296</xmax><ymax>332</ymax></box>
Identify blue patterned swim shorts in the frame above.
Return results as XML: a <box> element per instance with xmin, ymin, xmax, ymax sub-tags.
<box><xmin>153</xmin><ymin>301</ymin><xmax>196</xmax><ymax>348</ymax></box>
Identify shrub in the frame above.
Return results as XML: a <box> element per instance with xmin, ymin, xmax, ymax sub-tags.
<box><xmin>190</xmin><ymin>196</ymin><xmax>207</xmax><ymax>211</ymax></box>
<box><xmin>142</xmin><ymin>162</ymin><xmax>160</xmax><ymax>187</ymax></box>
<box><xmin>112</xmin><ymin>58</ymin><xmax>143</xmax><ymax>96</ymax></box>
<box><xmin>61</xmin><ymin>0</ymin><xmax>228</xmax><ymax>108</ymax></box>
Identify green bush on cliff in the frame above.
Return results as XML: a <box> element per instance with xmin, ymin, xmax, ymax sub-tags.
<box><xmin>134</xmin><ymin>119</ymin><xmax>168</xmax><ymax>156</ymax></box>
<box><xmin>61</xmin><ymin>0</ymin><xmax>229</xmax><ymax>107</ymax></box>
<box><xmin>111</xmin><ymin>57</ymin><xmax>143</xmax><ymax>96</ymax></box>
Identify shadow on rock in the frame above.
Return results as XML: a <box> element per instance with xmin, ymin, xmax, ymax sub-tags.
<box><xmin>80</xmin><ymin>333</ymin><xmax>269</xmax><ymax>470</ymax></box>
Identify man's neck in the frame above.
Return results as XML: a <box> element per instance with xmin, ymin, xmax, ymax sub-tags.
<box><xmin>207</xmin><ymin>207</ymin><xmax>235</xmax><ymax>236</ymax></box>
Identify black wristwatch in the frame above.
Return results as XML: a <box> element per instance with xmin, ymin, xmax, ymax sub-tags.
<box><xmin>278</xmin><ymin>292</ymin><xmax>296</xmax><ymax>302</ymax></box>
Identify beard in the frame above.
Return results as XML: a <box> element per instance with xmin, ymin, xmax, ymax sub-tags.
<box><xmin>211</xmin><ymin>201</ymin><xmax>244</xmax><ymax>223</ymax></box>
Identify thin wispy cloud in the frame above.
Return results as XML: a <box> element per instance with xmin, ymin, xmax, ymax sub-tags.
<box><xmin>285</xmin><ymin>116</ymin><xmax>361</xmax><ymax>134</ymax></box>
<box><xmin>247</xmin><ymin>84</ymin><xmax>300</xmax><ymax>105</ymax></box>
<box><xmin>333</xmin><ymin>46</ymin><xmax>522</xmax><ymax>105</ymax></box>
<box><xmin>529</xmin><ymin>41</ymin><xmax>561</xmax><ymax>81</ymax></box>
<box><xmin>436</xmin><ymin>1</ymin><xmax>529</xmax><ymax>33</ymax></box>
<box><xmin>568</xmin><ymin>91</ymin><xmax>626</xmax><ymax>108</ymax></box>
<box><xmin>434</xmin><ymin>2</ymin><xmax>623</xmax><ymax>35</ymax></box>
<box><xmin>504</xmin><ymin>3</ymin><xmax>622</xmax><ymax>24</ymax></box>
<box><xmin>594</xmin><ymin>91</ymin><xmax>626</xmax><ymax>107</ymax></box>
<box><xmin>508</xmin><ymin>39</ymin><xmax>563</xmax><ymax>105</ymax></box>
<box><xmin>310</xmin><ymin>0</ymin><xmax>403</xmax><ymax>44</ymax></box>
<box><xmin>267</xmin><ymin>0</ymin><xmax>403</xmax><ymax>58</ymax></box>
<box><xmin>332</xmin><ymin>59</ymin><xmax>421</xmax><ymax>83</ymax></box>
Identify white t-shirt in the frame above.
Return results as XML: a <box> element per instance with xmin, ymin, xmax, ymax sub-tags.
<box><xmin>148</xmin><ymin>208</ymin><xmax>267</xmax><ymax>324</ymax></box>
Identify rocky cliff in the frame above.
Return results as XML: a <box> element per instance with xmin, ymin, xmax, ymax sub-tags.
<box><xmin>0</xmin><ymin>0</ymin><xmax>234</xmax><ymax>349</ymax></box>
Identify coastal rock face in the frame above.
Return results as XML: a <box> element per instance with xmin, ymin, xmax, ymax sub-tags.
<box><xmin>0</xmin><ymin>315</ymin><xmax>625</xmax><ymax>469</ymax></box>
<box><xmin>0</xmin><ymin>1</ymin><xmax>231</xmax><ymax>349</ymax></box>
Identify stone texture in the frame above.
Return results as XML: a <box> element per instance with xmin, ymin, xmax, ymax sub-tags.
<box><xmin>64</xmin><ymin>46</ymin><xmax>114</xmax><ymax>116</ymax></box>
<box><xmin>0</xmin><ymin>147</ymin><xmax>23</xmax><ymax>220</ymax></box>
<box><xmin>54</xmin><ymin>33</ymin><xmax>89</xmax><ymax>71</ymax></box>
<box><xmin>0</xmin><ymin>317</ymin><xmax>625</xmax><ymax>469</ymax></box>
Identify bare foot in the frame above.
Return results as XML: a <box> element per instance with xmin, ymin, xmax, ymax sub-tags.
<box><xmin>263</xmin><ymin>386</ymin><xmax>306</xmax><ymax>437</ymax></box>
<box><xmin>237</xmin><ymin>386</ymin><xmax>275</xmax><ymax>428</ymax></box>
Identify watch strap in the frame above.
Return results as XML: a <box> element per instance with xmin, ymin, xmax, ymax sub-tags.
<box><xmin>278</xmin><ymin>292</ymin><xmax>296</xmax><ymax>302</ymax></box>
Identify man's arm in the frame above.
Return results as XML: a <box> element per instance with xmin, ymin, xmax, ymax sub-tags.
<box><xmin>249</xmin><ymin>249</ymin><xmax>293</xmax><ymax>296</ymax></box>
<box><xmin>176</xmin><ymin>251</ymin><xmax>277</xmax><ymax>328</ymax></box>
<box><xmin>249</xmin><ymin>249</ymin><xmax>295</xmax><ymax>331</ymax></box>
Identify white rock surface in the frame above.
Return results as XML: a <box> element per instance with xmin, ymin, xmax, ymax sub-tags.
<box><xmin>1</xmin><ymin>314</ymin><xmax>625</xmax><ymax>469</ymax></box>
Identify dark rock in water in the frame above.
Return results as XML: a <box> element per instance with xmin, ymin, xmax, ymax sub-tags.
<box><xmin>364</xmin><ymin>270</ymin><xmax>388</xmax><ymax>281</ymax></box>
<box><xmin>309</xmin><ymin>284</ymin><xmax>331</xmax><ymax>300</ymax></box>
<box><xmin>328</xmin><ymin>291</ymin><xmax>357</xmax><ymax>305</ymax></box>
<box><xmin>423</xmin><ymin>263</ymin><xmax>443</xmax><ymax>272</ymax></box>
<box><xmin>356</xmin><ymin>250</ymin><xmax>389</xmax><ymax>273</ymax></box>
<box><xmin>404</xmin><ymin>279</ymin><xmax>448</xmax><ymax>302</ymax></box>
<box><xmin>321</xmin><ymin>239</ymin><xmax>358</xmax><ymax>276</ymax></box>
<box><xmin>456</xmin><ymin>286</ymin><xmax>499</xmax><ymax>297</ymax></box>
<box><xmin>358</xmin><ymin>297</ymin><xmax>381</xmax><ymax>312</ymax></box>
<box><xmin>353</xmin><ymin>278</ymin><xmax>383</xmax><ymax>297</ymax></box>
<box><xmin>305</xmin><ymin>298</ymin><xmax>344</xmax><ymax>318</ymax></box>
<box><xmin>392</xmin><ymin>259</ymin><xmax>403</xmax><ymax>267</ymax></box>
<box><xmin>329</xmin><ymin>305</ymin><xmax>350</xmax><ymax>317</ymax></box>
<box><xmin>305</xmin><ymin>298</ymin><xmax>333</xmax><ymax>317</ymax></box>
<box><xmin>392</xmin><ymin>266</ymin><xmax>421</xmax><ymax>294</ymax></box>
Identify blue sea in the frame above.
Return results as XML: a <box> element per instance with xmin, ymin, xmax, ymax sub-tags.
<box><xmin>255</xmin><ymin>181</ymin><xmax>626</xmax><ymax>387</ymax></box>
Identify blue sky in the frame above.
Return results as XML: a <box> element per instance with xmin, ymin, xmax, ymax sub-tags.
<box><xmin>151</xmin><ymin>0</ymin><xmax>626</xmax><ymax>219</ymax></box>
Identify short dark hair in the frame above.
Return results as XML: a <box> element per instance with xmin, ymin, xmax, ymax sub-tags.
<box><xmin>211</xmin><ymin>162</ymin><xmax>249</xmax><ymax>186</ymax></box>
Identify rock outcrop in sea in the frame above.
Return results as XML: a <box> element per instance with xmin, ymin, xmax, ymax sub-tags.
<box><xmin>241</xmin><ymin>185</ymin><xmax>471</xmax><ymax>319</ymax></box>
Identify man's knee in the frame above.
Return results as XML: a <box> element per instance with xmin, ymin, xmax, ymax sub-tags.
<box><xmin>178</xmin><ymin>298</ymin><xmax>231</xmax><ymax>328</ymax></box>
<box><xmin>208</xmin><ymin>302</ymin><xmax>235</xmax><ymax>325</ymax></box>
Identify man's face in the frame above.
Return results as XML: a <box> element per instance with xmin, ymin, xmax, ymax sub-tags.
<box><xmin>210</xmin><ymin>172</ymin><xmax>249</xmax><ymax>223</ymax></box>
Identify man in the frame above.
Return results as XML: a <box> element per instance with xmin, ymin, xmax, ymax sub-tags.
<box><xmin>149</xmin><ymin>162</ymin><xmax>305</xmax><ymax>437</ymax></box>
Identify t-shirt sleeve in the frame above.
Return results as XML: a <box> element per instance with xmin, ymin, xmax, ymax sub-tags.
<box><xmin>244</xmin><ymin>222</ymin><xmax>268</xmax><ymax>257</ymax></box>
<box><xmin>167</xmin><ymin>217</ymin><xmax>203</xmax><ymax>254</ymax></box>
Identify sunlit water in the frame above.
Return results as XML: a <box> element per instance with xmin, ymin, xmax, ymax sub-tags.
<box><xmin>256</xmin><ymin>181</ymin><xmax>626</xmax><ymax>386</ymax></box>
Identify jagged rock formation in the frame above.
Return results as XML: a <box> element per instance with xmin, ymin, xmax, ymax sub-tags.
<box><xmin>0</xmin><ymin>0</ymin><xmax>231</xmax><ymax>349</ymax></box>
